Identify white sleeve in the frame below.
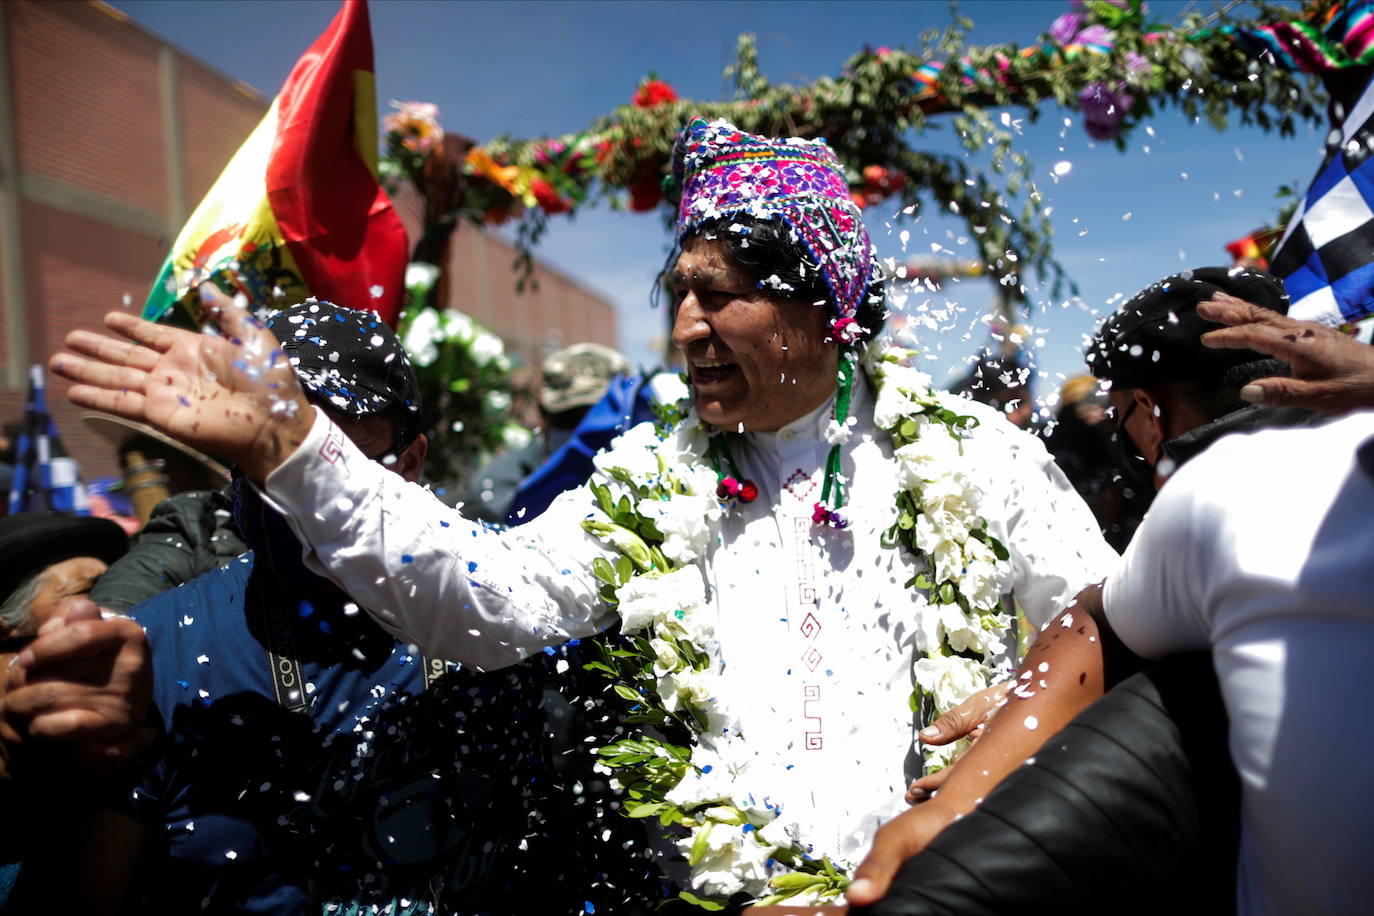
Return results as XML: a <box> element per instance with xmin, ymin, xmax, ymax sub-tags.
<box><xmin>1102</xmin><ymin>461</ymin><xmax>1215</xmax><ymax>659</ymax></box>
<box><xmin>960</xmin><ymin>408</ymin><xmax>1120</xmax><ymax>629</ymax></box>
<box><xmin>259</xmin><ymin>407</ymin><xmax>617</xmax><ymax>670</ymax></box>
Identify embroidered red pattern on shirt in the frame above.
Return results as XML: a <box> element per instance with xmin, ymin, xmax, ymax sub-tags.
<box><xmin>319</xmin><ymin>428</ymin><xmax>345</xmax><ymax>465</ymax></box>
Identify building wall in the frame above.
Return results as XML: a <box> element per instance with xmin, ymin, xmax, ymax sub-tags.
<box><xmin>0</xmin><ymin>0</ymin><xmax>264</xmax><ymax>477</ymax></box>
<box><xmin>0</xmin><ymin>0</ymin><xmax>617</xmax><ymax>482</ymax></box>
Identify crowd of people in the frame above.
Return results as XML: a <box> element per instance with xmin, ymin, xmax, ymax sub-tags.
<box><xmin>1</xmin><ymin>114</ymin><xmax>1371</xmax><ymax>915</ymax></box>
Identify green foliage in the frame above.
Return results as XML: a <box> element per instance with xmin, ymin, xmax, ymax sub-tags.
<box><xmin>383</xmin><ymin>3</ymin><xmax>1327</xmax><ymax>298</ymax></box>
<box><xmin>395</xmin><ymin>281</ymin><xmax>525</xmax><ymax>493</ymax></box>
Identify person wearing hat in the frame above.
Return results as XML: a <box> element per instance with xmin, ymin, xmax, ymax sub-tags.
<box><xmin>1086</xmin><ymin>266</ymin><xmax>1325</xmax><ymax>494</ymax></box>
<box><xmin>60</xmin><ymin>301</ymin><xmax>599</xmax><ymax>915</ymax></box>
<box><xmin>467</xmin><ymin>342</ymin><xmax>631</xmax><ymax>523</ymax></box>
<box><xmin>50</xmin><ymin>119</ymin><xmax>1116</xmax><ymax>901</ymax></box>
<box><xmin>0</xmin><ymin>512</ymin><xmax>128</xmax><ymax>640</ymax></box>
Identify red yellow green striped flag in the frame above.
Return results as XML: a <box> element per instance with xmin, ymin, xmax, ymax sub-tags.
<box><xmin>143</xmin><ymin>0</ymin><xmax>407</xmax><ymax>325</ymax></box>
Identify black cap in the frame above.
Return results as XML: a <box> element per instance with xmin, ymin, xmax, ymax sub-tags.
<box><xmin>265</xmin><ymin>301</ymin><xmax>423</xmax><ymax>452</ymax></box>
<box><xmin>0</xmin><ymin>513</ymin><xmax>128</xmax><ymax>606</ymax></box>
<box><xmin>1086</xmin><ymin>266</ymin><xmax>1289</xmax><ymax>388</ymax></box>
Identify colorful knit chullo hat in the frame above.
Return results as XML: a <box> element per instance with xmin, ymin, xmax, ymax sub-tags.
<box><xmin>668</xmin><ymin>116</ymin><xmax>881</xmax><ymax>528</ymax></box>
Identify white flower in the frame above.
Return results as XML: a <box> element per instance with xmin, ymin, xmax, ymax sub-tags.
<box><xmin>485</xmin><ymin>390</ymin><xmax>512</xmax><ymax>412</ymax></box>
<box><xmin>595</xmin><ymin>422</ymin><xmax>663</xmax><ymax>482</ymax></box>
<box><xmin>913</xmin><ymin>653</ymin><xmax>989</xmax><ymax>715</ymax></box>
<box><xmin>642</xmin><ymin>493</ymin><xmax>713</xmax><ymax>565</ymax></box>
<box><xmin>665</xmin><ymin>746</ymin><xmax>738</xmax><ymax>808</ymax></box>
<box><xmin>441</xmin><ymin>310</ymin><xmax>475</xmax><ymax>343</ymax></box>
<box><xmin>650</xmin><ymin>637</ymin><xmax>683</xmax><ymax>677</ymax></box>
<box><xmin>471</xmin><ymin>331</ymin><xmax>505</xmax><ymax>366</ymax></box>
<box><xmin>649</xmin><ymin>371</ymin><xmax>691</xmax><ymax>408</ymax></box>
<box><xmin>405</xmin><ymin>261</ymin><xmax>440</xmax><ymax>293</ymax></box>
<box><xmin>502</xmin><ymin>424</ymin><xmax>533</xmax><ymax>451</ymax></box>
<box><xmin>893</xmin><ymin>431</ymin><xmax>963</xmax><ymax>486</ymax></box>
<box><xmin>961</xmin><ymin>537</ymin><xmax>1009</xmax><ymax>611</ymax></box>
<box><xmin>657</xmin><ymin>665</ymin><xmax>713</xmax><ymax>715</ymax></box>
<box><xmin>917</xmin><ymin>472</ymin><xmax>981</xmax><ymax>541</ymax></box>
<box><xmin>678</xmin><ymin>819</ymin><xmax>776</xmax><ymax>899</ymax></box>
<box><xmin>824</xmin><ymin>416</ymin><xmax>857</xmax><ymax>445</ymax></box>
<box><xmin>613</xmin><ymin>566</ymin><xmax>708</xmax><ymax>638</ymax></box>
<box><xmin>400</xmin><ymin>308</ymin><xmax>441</xmax><ymax>368</ymax></box>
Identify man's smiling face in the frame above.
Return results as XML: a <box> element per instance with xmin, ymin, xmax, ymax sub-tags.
<box><xmin>669</xmin><ymin>234</ymin><xmax>838</xmax><ymax>432</ymax></box>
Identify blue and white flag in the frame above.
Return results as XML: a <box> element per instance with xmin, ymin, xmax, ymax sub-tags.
<box><xmin>6</xmin><ymin>365</ymin><xmax>89</xmax><ymax>516</ymax></box>
<box><xmin>1271</xmin><ymin>72</ymin><xmax>1374</xmax><ymax>328</ymax></box>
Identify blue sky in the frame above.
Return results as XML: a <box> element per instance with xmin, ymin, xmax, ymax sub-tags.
<box><xmin>113</xmin><ymin>0</ymin><xmax>1319</xmax><ymax>411</ymax></box>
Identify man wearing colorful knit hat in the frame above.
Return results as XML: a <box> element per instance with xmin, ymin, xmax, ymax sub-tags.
<box><xmin>52</xmin><ymin>117</ymin><xmax>1115</xmax><ymax>907</ymax></box>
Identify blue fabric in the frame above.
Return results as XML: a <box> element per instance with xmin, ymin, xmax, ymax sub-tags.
<box><xmin>7</xmin><ymin>365</ymin><xmax>88</xmax><ymax>516</ymax></box>
<box><xmin>505</xmin><ymin>373</ymin><xmax>659</xmax><ymax>526</ymax></box>
<box><xmin>123</xmin><ymin>556</ymin><xmax>556</xmax><ymax>915</ymax></box>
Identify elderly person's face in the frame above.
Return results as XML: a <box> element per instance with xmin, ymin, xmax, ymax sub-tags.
<box><xmin>26</xmin><ymin>556</ymin><xmax>109</xmax><ymax>633</ymax></box>
<box><xmin>670</xmin><ymin>235</ymin><xmax>839</xmax><ymax>432</ymax></box>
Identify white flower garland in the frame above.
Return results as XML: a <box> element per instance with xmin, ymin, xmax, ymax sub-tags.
<box><xmin>580</xmin><ymin>346</ymin><xmax>1012</xmax><ymax>909</ymax></box>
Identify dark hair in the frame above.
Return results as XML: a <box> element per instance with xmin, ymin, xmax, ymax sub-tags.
<box><xmin>1153</xmin><ymin>358</ymin><xmax>1290</xmax><ymax>421</ymax></box>
<box><xmin>677</xmin><ymin>215</ymin><xmax>888</xmax><ymax>343</ymax></box>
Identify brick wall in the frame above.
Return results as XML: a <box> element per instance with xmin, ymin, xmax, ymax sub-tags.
<box><xmin>10</xmin><ymin>2</ymin><xmax>167</xmax><ymax>217</ymax></box>
<box><xmin>21</xmin><ymin>199</ymin><xmax>165</xmax><ymax>476</ymax></box>
<box><xmin>178</xmin><ymin>54</ymin><xmax>265</xmax><ymax>205</ymax></box>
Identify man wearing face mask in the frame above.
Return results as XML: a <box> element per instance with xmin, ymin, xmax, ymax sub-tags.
<box><xmin>72</xmin><ymin>302</ymin><xmax>571</xmax><ymax>916</ymax></box>
<box><xmin>1086</xmin><ymin>266</ymin><xmax>1327</xmax><ymax>502</ymax></box>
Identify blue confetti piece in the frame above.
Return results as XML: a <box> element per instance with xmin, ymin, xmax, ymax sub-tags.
<box><xmin>584</xmin><ymin>904</ymin><xmax>596</xmax><ymax>914</ymax></box>
<box><xmin>439</xmin><ymin>520</ymin><xmax>450</xmax><ymax>528</ymax></box>
<box><xmin>825</xmin><ymin>669</ymin><xmax>833</xmax><ymax>677</ymax></box>
<box><xmin>178</xmin><ymin>395</ymin><xmax>191</xmax><ymax>407</ymax></box>
<box><xmin>298</xmin><ymin>600</ymin><xmax>315</xmax><ymax>618</ymax></box>
<box><xmin>742</xmin><ymin>823</ymin><xmax>755</xmax><ymax>833</ymax></box>
<box><xmin>318</xmin><ymin>620</ymin><xmax>331</xmax><ymax>634</ymax></box>
<box><xmin>467</xmin><ymin>561</ymin><xmax>477</xmax><ymax>573</ymax></box>
<box><xmin>401</xmin><ymin>554</ymin><xmax>414</xmax><ymax>563</ymax></box>
<box><xmin>701</xmin><ymin>764</ymin><xmax>713</xmax><ymax>773</ymax></box>
<box><xmin>176</xmin><ymin>680</ymin><xmax>189</xmax><ymax>690</ymax></box>
<box><xmin>567</xmin><ymin>638</ymin><xmax>581</xmax><ymax>647</ymax></box>
<box><xmin>542</xmin><ymin>646</ymin><xmax>556</xmax><ymax>656</ymax></box>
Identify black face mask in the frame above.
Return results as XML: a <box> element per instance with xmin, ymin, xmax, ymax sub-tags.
<box><xmin>230</xmin><ymin>473</ymin><xmax>328</xmax><ymax>594</ymax></box>
<box><xmin>1108</xmin><ymin>399</ymin><xmax>1158</xmax><ymax>507</ymax></box>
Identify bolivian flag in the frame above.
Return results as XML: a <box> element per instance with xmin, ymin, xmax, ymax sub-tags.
<box><xmin>143</xmin><ymin>0</ymin><xmax>407</xmax><ymax>325</ymax></box>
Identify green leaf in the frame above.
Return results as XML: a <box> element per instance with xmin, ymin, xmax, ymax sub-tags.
<box><xmin>582</xmin><ymin>660</ymin><xmax>616</xmax><ymax>675</ymax></box>
<box><xmin>615</xmin><ymin>555</ymin><xmax>634</xmax><ymax>584</ymax></box>
<box><xmin>613</xmin><ymin>684</ymin><xmax>642</xmax><ymax>702</ymax></box>
<box><xmin>938</xmin><ymin>581</ymin><xmax>956</xmax><ymax>604</ymax></box>
<box><xmin>626</xmin><ymin>802</ymin><xmax>668</xmax><ymax>818</ymax></box>
<box><xmin>768</xmin><ymin>872</ymin><xmax>826</xmax><ymax>890</ymax></box>
<box><xmin>687</xmin><ymin>826</ymin><xmax>711</xmax><ymax>867</ymax></box>
<box><xmin>592</xmin><ymin>557</ymin><xmax>617</xmax><ymax>586</ymax></box>
<box><xmin>676</xmin><ymin>891</ymin><xmax>726</xmax><ymax>911</ymax></box>
<box><xmin>592</xmin><ymin>483</ymin><xmax>615</xmax><ymax>518</ymax></box>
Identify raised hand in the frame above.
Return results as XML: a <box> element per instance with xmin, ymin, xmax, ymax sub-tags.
<box><xmin>1199</xmin><ymin>294</ymin><xmax>1374</xmax><ymax>415</ymax></box>
<box><xmin>49</xmin><ymin>285</ymin><xmax>313</xmax><ymax>481</ymax></box>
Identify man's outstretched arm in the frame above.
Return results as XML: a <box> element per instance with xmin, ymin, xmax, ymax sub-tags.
<box><xmin>847</xmin><ymin>585</ymin><xmax>1122</xmax><ymax>906</ymax></box>
<box><xmin>50</xmin><ymin>290</ymin><xmax>613</xmax><ymax>667</ymax></box>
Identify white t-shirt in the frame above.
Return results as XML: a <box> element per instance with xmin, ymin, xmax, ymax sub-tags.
<box><xmin>1105</xmin><ymin>410</ymin><xmax>1374</xmax><ymax>916</ymax></box>
<box><xmin>264</xmin><ymin>375</ymin><xmax>1116</xmax><ymax>865</ymax></box>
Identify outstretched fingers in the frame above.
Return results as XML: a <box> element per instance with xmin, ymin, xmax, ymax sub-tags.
<box><xmin>65</xmin><ymin>328</ymin><xmax>161</xmax><ymax>372</ymax></box>
<box><xmin>105</xmin><ymin>310</ymin><xmax>195</xmax><ymax>354</ymax></box>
